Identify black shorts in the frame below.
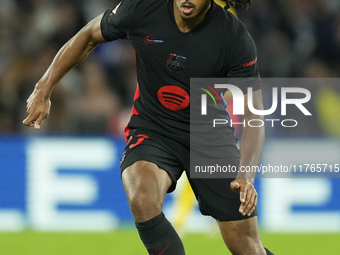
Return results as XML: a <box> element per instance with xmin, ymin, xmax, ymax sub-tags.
<box><xmin>120</xmin><ymin>129</ymin><xmax>257</xmax><ymax>221</ymax></box>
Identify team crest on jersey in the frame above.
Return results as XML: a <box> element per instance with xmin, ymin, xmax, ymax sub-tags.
<box><xmin>167</xmin><ymin>53</ymin><xmax>187</xmax><ymax>72</ymax></box>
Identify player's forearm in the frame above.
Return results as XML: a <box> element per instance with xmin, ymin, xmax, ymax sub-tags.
<box><xmin>236</xmin><ymin>89</ymin><xmax>265</xmax><ymax>182</ymax></box>
<box><xmin>36</xmin><ymin>34</ymin><xmax>98</xmax><ymax>95</ymax></box>
<box><xmin>237</xmin><ymin>116</ymin><xmax>265</xmax><ymax>183</ymax></box>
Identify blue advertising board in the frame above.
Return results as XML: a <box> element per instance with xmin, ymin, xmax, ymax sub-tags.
<box><xmin>0</xmin><ymin>136</ymin><xmax>339</xmax><ymax>232</ymax></box>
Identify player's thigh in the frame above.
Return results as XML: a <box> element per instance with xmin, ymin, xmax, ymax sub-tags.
<box><xmin>122</xmin><ymin>160</ymin><xmax>172</xmax><ymax>209</ymax></box>
<box><xmin>217</xmin><ymin>217</ymin><xmax>265</xmax><ymax>255</ymax></box>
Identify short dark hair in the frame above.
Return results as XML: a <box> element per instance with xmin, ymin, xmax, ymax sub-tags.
<box><xmin>223</xmin><ymin>0</ymin><xmax>253</xmax><ymax>11</ymax></box>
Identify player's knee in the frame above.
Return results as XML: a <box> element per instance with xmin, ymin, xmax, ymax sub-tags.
<box><xmin>128</xmin><ymin>189</ymin><xmax>162</xmax><ymax>218</ymax></box>
<box><xmin>227</xmin><ymin>242</ymin><xmax>244</xmax><ymax>255</ymax></box>
<box><xmin>129</xmin><ymin>191</ymin><xmax>160</xmax><ymax>210</ymax></box>
<box><xmin>122</xmin><ymin>161</ymin><xmax>169</xmax><ymax>221</ymax></box>
<box><xmin>223</xmin><ymin>230</ymin><xmax>265</xmax><ymax>255</ymax></box>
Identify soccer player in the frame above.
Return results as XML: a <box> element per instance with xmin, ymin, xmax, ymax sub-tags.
<box><xmin>23</xmin><ymin>0</ymin><xmax>274</xmax><ymax>254</ymax></box>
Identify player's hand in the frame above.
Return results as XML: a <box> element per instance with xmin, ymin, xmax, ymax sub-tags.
<box><xmin>23</xmin><ymin>87</ymin><xmax>51</xmax><ymax>130</ymax></box>
<box><xmin>230</xmin><ymin>178</ymin><xmax>257</xmax><ymax>216</ymax></box>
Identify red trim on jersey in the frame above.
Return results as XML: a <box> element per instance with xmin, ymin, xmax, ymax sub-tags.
<box><xmin>134</xmin><ymin>82</ymin><xmax>140</xmax><ymax>100</ymax></box>
<box><xmin>243</xmin><ymin>57</ymin><xmax>257</xmax><ymax>67</ymax></box>
<box><xmin>124</xmin><ymin>83</ymin><xmax>140</xmax><ymax>142</ymax></box>
<box><xmin>131</xmin><ymin>83</ymin><xmax>140</xmax><ymax>116</ymax></box>
<box><xmin>131</xmin><ymin>105</ymin><xmax>139</xmax><ymax>116</ymax></box>
<box><xmin>124</xmin><ymin>126</ymin><xmax>131</xmax><ymax>142</ymax></box>
<box><xmin>126</xmin><ymin>135</ymin><xmax>132</xmax><ymax>145</ymax></box>
<box><xmin>151</xmin><ymin>244</ymin><xmax>170</xmax><ymax>255</ymax></box>
<box><xmin>129</xmin><ymin>134</ymin><xmax>149</xmax><ymax>149</ymax></box>
<box><xmin>133</xmin><ymin>48</ymin><xmax>137</xmax><ymax>64</ymax></box>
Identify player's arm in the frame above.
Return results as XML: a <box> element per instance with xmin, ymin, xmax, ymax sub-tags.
<box><xmin>230</xmin><ymin>89</ymin><xmax>265</xmax><ymax>216</ymax></box>
<box><xmin>23</xmin><ymin>13</ymin><xmax>107</xmax><ymax>129</ymax></box>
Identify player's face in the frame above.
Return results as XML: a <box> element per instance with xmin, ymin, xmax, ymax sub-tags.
<box><xmin>173</xmin><ymin>0</ymin><xmax>211</xmax><ymax>21</ymax></box>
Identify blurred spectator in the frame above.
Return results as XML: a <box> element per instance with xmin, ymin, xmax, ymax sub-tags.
<box><xmin>0</xmin><ymin>0</ymin><xmax>340</xmax><ymax>137</ymax></box>
<box><xmin>67</xmin><ymin>54</ymin><xmax>123</xmax><ymax>135</ymax></box>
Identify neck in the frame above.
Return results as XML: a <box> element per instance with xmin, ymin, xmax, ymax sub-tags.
<box><xmin>173</xmin><ymin>0</ymin><xmax>212</xmax><ymax>33</ymax></box>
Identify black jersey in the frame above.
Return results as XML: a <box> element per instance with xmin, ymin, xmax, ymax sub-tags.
<box><xmin>101</xmin><ymin>0</ymin><xmax>260</xmax><ymax>147</ymax></box>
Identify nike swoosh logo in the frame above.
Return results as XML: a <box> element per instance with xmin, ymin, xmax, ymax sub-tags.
<box><xmin>144</xmin><ymin>36</ymin><xmax>164</xmax><ymax>44</ymax></box>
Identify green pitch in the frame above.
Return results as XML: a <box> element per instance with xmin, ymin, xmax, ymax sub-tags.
<box><xmin>0</xmin><ymin>230</ymin><xmax>339</xmax><ymax>255</ymax></box>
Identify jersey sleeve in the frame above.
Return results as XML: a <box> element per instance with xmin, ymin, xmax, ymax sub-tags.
<box><xmin>101</xmin><ymin>0</ymin><xmax>138</xmax><ymax>41</ymax></box>
<box><xmin>226</xmin><ymin>30</ymin><xmax>261</xmax><ymax>93</ymax></box>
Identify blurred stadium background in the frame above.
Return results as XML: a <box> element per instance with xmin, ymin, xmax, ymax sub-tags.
<box><xmin>1</xmin><ymin>0</ymin><xmax>340</xmax><ymax>254</ymax></box>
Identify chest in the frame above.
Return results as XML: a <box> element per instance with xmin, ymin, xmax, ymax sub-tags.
<box><xmin>130</xmin><ymin>21</ymin><xmax>227</xmax><ymax>78</ymax></box>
